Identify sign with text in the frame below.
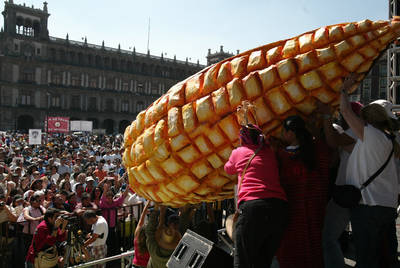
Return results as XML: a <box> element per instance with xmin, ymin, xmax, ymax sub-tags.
<box><xmin>46</xmin><ymin>117</ymin><xmax>70</xmax><ymax>133</ymax></box>
<box><xmin>29</xmin><ymin>129</ymin><xmax>42</xmax><ymax>145</ymax></box>
<box><xmin>70</xmin><ymin>120</ymin><xmax>93</xmax><ymax>132</ymax></box>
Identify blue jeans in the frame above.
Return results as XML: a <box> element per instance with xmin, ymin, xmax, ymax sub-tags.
<box><xmin>351</xmin><ymin>204</ymin><xmax>396</xmax><ymax>268</ymax></box>
<box><xmin>322</xmin><ymin>199</ymin><xmax>350</xmax><ymax>268</ymax></box>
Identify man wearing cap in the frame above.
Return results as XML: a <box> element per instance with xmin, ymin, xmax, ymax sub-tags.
<box><xmin>339</xmin><ymin>77</ymin><xmax>400</xmax><ymax>268</ymax></box>
<box><xmin>85</xmin><ymin>177</ymin><xmax>95</xmax><ymax>193</ymax></box>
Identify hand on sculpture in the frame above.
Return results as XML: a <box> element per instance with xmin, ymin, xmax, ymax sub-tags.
<box><xmin>341</xmin><ymin>73</ymin><xmax>358</xmax><ymax>94</ymax></box>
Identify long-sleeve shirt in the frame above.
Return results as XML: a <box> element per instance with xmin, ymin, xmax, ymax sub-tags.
<box><xmin>26</xmin><ymin>220</ymin><xmax>66</xmax><ymax>263</ymax></box>
<box><xmin>99</xmin><ymin>194</ymin><xmax>125</xmax><ymax>228</ymax></box>
<box><xmin>145</xmin><ymin>210</ymin><xmax>174</xmax><ymax>268</ymax></box>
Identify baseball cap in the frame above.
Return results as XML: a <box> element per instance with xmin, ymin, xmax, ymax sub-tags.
<box><xmin>370</xmin><ymin>99</ymin><xmax>397</xmax><ymax>119</ymax></box>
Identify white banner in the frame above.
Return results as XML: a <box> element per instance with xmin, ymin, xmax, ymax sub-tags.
<box><xmin>70</xmin><ymin>121</ymin><xmax>93</xmax><ymax>132</ymax></box>
<box><xmin>29</xmin><ymin>129</ymin><xmax>42</xmax><ymax>145</ymax></box>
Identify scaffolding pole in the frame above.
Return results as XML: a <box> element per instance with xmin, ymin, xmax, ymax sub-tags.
<box><xmin>388</xmin><ymin>0</ymin><xmax>400</xmax><ymax>104</ymax></box>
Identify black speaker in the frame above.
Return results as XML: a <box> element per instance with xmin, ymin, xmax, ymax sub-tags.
<box><xmin>167</xmin><ymin>229</ymin><xmax>233</xmax><ymax>268</ymax></box>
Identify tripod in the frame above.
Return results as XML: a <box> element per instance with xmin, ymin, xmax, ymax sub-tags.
<box><xmin>63</xmin><ymin>226</ymin><xmax>89</xmax><ymax>268</ymax></box>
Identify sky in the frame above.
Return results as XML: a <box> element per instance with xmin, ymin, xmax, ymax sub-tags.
<box><xmin>3</xmin><ymin>0</ymin><xmax>389</xmax><ymax>65</ymax></box>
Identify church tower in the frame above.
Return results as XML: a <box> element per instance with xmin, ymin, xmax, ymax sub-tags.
<box><xmin>2</xmin><ymin>0</ymin><xmax>50</xmax><ymax>40</ymax></box>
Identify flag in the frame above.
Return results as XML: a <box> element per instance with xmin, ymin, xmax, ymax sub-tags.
<box><xmin>46</xmin><ymin>117</ymin><xmax>70</xmax><ymax>133</ymax></box>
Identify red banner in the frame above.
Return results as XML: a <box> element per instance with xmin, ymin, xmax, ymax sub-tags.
<box><xmin>46</xmin><ymin>117</ymin><xmax>70</xmax><ymax>133</ymax></box>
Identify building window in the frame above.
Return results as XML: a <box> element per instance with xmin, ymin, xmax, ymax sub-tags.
<box><xmin>52</xmin><ymin>74</ymin><xmax>62</xmax><ymax>85</ymax></box>
<box><xmin>71</xmin><ymin>76</ymin><xmax>81</xmax><ymax>87</ymax></box>
<box><xmin>20</xmin><ymin>94</ymin><xmax>31</xmax><ymax>105</ymax></box>
<box><xmin>136</xmin><ymin>101</ymin><xmax>144</xmax><ymax>113</ymax></box>
<box><xmin>379</xmin><ymin>63</ymin><xmax>387</xmax><ymax>76</ymax></box>
<box><xmin>158</xmin><ymin>83</ymin><xmax>165</xmax><ymax>95</ymax></box>
<box><xmin>137</xmin><ymin>83</ymin><xmax>144</xmax><ymax>94</ymax></box>
<box><xmin>14</xmin><ymin>44</ymin><xmax>19</xmax><ymax>51</ymax></box>
<box><xmin>122</xmin><ymin>83</ymin><xmax>129</xmax><ymax>91</ymax></box>
<box><xmin>105</xmin><ymin>99</ymin><xmax>114</xmax><ymax>112</ymax></box>
<box><xmin>21</xmin><ymin>71</ymin><xmax>34</xmax><ymax>82</ymax></box>
<box><xmin>71</xmin><ymin>95</ymin><xmax>81</xmax><ymax>110</ymax></box>
<box><xmin>51</xmin><ymin>96</ymin><xmax>61</xmax><ymax>107</ymax></box>
<box><xmin>88</xmin><ymin>97</ymin><xmax>97</xmax><ymax>111</ymax></box>
<box><xmin>145</xmin><ymin>81</ymin><xmax>152</xmax><ymax>95</ymax></box>
<box><xmin>362</xmin><ymin>78</ymin><xmax>371</xmax><ymax>101</ymax></box>
<box><xmin>106</xmin><ymin>78</ymin><xmax>114</xmax><ymax>90</ymax></box>
<box><xmin>379</xmin><ymin>78</ymin><xmax>387</xmax><ymax>99</ymax></box>
<box><xmin>36</xmin><ymin>48</ymin><xmax>41</xmax><ymax>55</ymax></box>
<box><xmin>121</xmin><ymin>101</ymin><xmax>129</xmax><ymax>112</ymax></box>
<box><xmin>89</xmin><ymin>79</ymin><xmax>97</xmax><ymax>88</ymax></box>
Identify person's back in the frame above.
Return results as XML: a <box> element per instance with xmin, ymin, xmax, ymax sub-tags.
<box><xmin>225</xmin><ymin>144</ymin><xmax>286</xmax><ymax>204</ymax></box>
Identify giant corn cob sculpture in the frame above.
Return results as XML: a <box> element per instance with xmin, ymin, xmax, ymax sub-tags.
<box><xmin>124</xmin><ymin>19</ymin><xmax>400</xmax><ymax>207</ymax></box>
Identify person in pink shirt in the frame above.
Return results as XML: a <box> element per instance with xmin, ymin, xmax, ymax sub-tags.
<box><xmin>99</xmin><ymin>182</ymin><xmax>128</xmax><ymax>257</ymax></box>
<box><xmin>133</xmin><ymin>200</ymin><xmax>150</xmax><ymax>268</ymax></box>
<box><xmin>224</xmin><ymin>123</ymin><xmax>288</xmax><ymax>268</ymax></box>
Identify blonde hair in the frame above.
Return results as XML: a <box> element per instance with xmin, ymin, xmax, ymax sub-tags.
<box><xmin>361</xmin><ymin>103</ymin><xmax>400</xmax><ymax>158</ymax></box>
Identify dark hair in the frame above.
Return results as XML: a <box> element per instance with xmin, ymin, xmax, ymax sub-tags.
<box><xmin>67</xmin><ymin>192</ymin><xmax>76</xmax><ymax>201</ymax></box>
<box><xmin>29</xmin><ymin>194</ymin><xmax>40</xmax><ymax>203</ymax></box>
<box><xmin>283</xmin><ymin>116</ymin><xmax>316</xmax><ymax>171</ymax></box>
<box><xmin>60</xmin><ymin>190</ymin><xmax>69</xmax><ymax>197</ymax></box>
<box><xmin>166</xmin><ymin>214</ymin><xmax>180</xmax><ymax>227</ymax></box>
<box><xmin>12</xmin><ymin>194</ymin><xmax>23</xmax><ymax>205</ymax></box>
<box><xmin>44</xmin><ymin>208</ymin><xmax>59</xmax><ymax>222</ymax></box>
<box><xmin>81</xmin><ymin>192</ymin><xmax>90</xmax><ymax>201</ymax></box>
<box><xmin>83</xmin><ymin>210</ymin><xmax>97</xmax><ymax>219</ymax></box>
<box><xmin>137</xmin><ymin>227</ymin><xmax>148</xmax><ymax>255</ymax></box>
<box><xmin>91</xmin><ymin>186</ymin><xmax>103</xmax><ymax>200</ymax></box>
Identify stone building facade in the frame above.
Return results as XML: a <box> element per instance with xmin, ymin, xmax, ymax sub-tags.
<box><xmin>351</xmin><ymin>54</ymin><xmax>388</xmax><ymax>105</ymax></box>
<box><xmin>0</xmin><ymin>1</ymin><xmax>204</xmax><ymax>134</ymax></box>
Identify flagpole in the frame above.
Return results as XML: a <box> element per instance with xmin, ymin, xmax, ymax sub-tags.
<box><xmin>147</xmin><ymin>17</ymin><xmax>150</xmax><ymax>52</ymax></box>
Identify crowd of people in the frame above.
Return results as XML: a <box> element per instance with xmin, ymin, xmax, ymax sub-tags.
<box><xmin>0</xmin><ymin>133</ymin><xmax>151</xmax><ymax>267</ymax></box>
<box><xmin>0</xmin><ymin>132</ymin><xmax>220</xmax><ymax>268</ymax></box>
<box><xmin>225</xmin><ymin>74</ymin><xmax>400</xmax><ymax>268</ymax></box>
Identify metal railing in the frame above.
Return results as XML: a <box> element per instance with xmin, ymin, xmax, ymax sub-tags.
<box><xmin>69</xmin><ymin>250</ymin><xmax>134</xmax><ymax>268</ymax></box>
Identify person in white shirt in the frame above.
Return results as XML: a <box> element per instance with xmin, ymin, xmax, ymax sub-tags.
<box><xmin>103</xmin><ymin>159</ymin><xmax>114</xmax><ymax>172</ymax></box>
<box><xmin>318</xmin><ymin>101</ymin><xmax>363</xmax><ymax>268</ymax></box>
<box><xmin>340</xmin><ymin>75</ymin><xmax>400</xmax><ymax>268</ymax></box>
<box><xmin>83</xmin><ymin>210</ymin><xmax>108</xmax><ymax>268</ymax></box>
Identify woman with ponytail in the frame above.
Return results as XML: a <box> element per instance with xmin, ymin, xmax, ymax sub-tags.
<box><xmin>275</xmin><ymin>115</ymin><xmax>332</xmax><ymax>268</ymax></box>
